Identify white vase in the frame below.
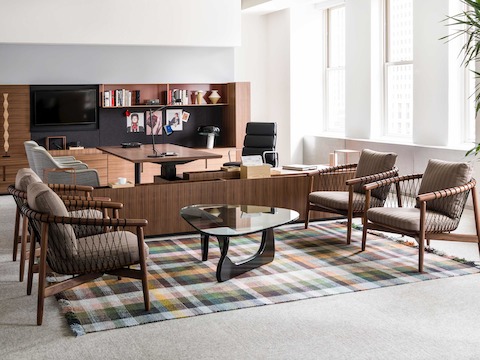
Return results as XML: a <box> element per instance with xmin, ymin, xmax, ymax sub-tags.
<box><xmin>208</xmin><ymin>90</ymin><xmax>221</xmax><ymax>104</ymax></box>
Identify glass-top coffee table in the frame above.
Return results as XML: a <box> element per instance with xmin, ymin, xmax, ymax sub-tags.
<box><xmin>180</xmin><ymin>204</ymin><xmax>299</xmax><ymax>282</ymax></box>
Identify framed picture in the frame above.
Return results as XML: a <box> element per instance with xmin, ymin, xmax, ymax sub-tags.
<box><xmin>166</xmin><ymin>109</ymin><xmax>183</xmax><ymax>131</ymax></box>
<box><xmin>46</xmin><ymin>136</ymin><xmax>66</xmax><ymax>150</ymax></box>
<box><xmin>164</xmin><ymin>124</ymin><xmax>173</xmax><ymax>135</ymax></box>
<box><xmin>181</xmin><ymin>111</ymin><xmax>190</xmax><ymax>122</ymax></box>
<box><xmin>126</xmin><ymin>112</ymin><xmax>145</xmax><ymax>133</ymax></box>
<box><xmin>145</xmin><ymin>110</ymin><xmax>162</xmax><ymax>135</ymax></box>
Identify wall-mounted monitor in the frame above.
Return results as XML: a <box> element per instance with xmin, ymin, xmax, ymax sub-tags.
<box><xmin>30</xmin><ymin>85</ymin><xmax>98</xmax><ymax>131</ymax></box>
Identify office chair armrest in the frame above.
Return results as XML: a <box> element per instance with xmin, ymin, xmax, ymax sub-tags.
<box><xmin>227</xmin><ymin>148</ymin><xmax>242</xmax><ymax>162</ymax></box>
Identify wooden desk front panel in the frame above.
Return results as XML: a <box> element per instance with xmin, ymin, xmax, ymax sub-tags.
<box><xmin>92</xmin><ymin>173</ymin><xmax>337</xmax><ymax>236</ymax></box>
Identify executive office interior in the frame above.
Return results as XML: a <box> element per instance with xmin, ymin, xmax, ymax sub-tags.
<box><xmin>0</xmin><ymin>0</ymin><xmax>474</xmax><ymax>180</ymax></box>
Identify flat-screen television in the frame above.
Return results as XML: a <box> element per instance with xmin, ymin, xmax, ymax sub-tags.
<box><xmin>31</xmin><ymin>85</ymin><xmax>98</xmax><ymax>129</ymax></box>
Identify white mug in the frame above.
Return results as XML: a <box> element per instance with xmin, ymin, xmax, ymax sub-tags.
<box><xmin>118</xmin><ymin>177</ymin><xmax>127</xmax><ymax>185</ymax></box>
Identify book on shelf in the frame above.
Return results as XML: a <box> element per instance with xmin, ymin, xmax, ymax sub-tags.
<box><xmin>282</xmin><ymin>164</ymin><xmax>317</xmax><ymax>171</ymax></box>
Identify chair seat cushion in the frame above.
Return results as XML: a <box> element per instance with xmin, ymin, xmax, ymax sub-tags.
<box><xmin>367</xmin><ymin>207</ymin><xmax>459</xmax><ymax>233</ymax></box>
<box><xmin>309</xmin><ymin>191</ymin><xmax>384</xmax><ymax>211</ymax></box>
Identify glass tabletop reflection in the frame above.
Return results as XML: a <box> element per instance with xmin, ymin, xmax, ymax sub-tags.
<box><xmin>180</xmin><ymin>204</ymin><xmax>299</xmax><ymax>237</ymax></box>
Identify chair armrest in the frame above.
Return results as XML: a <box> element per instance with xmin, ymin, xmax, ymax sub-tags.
<box><xmin>49</xmin><ymin>183</ymin><xmax>94</xmax><ymax>195</ymax></box>
<box><xmin>46</xmin><ymin>168</ymin><xmax>100</xmax><ymax>187</ymax></box>
<box><xmin>54</xmin><ymin>156</ymin><xmax>77</xmax><ymax>162</ymax></box>
<box><xmin>62</xmin><ymin>199</ymin><xmax>123</xmax><ymax>210</ymax></box>
<box><xmin>21</xmin><ymin>205</ymin><xmax>148</xmax><ymax>228</ymax></box>
<box><xmin>363</xmin><ymin>174</ymin><xmax>423</xmax><ymax>191</ymax></box>
<box><xmin>416</xmin><ymin>178</ymin><xmax>476</xmax><ymax>202</ymax></box>
<box><xmin>228</xmin><ymin>148</ymin><xmax>242</xmax><ymax>162</ymax></box>
<box><xmin>58</xmin><ymin>162</ymin><xmax>88</xmax><ymax>170</ymax></box>
<box><xmin>346</xmin><ymin>168</ymin><xmax>398</xmax><ymax>186</ymax></box>
<box><xmin>316</xmin><ymin>163</ymin><xmax>358</xmax><ymax>175</ymax></box>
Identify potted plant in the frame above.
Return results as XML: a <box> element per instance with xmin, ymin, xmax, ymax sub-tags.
<box><xmin>444</xmin><ymin>0</ymin><xmax>480</xmax><ymax>156</ymax></box>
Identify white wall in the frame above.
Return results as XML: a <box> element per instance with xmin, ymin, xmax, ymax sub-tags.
<box><xmin>266</xmin><ymin>10</ymin><xmax>292</xmax><ymax>164</ymax></box>
<box><xmin>0</xmin><ymin>44</ymin><xmax>234</xmax><ymax>84</ymax></box>
<box><xmin>0</xmin><ymin>0</ymin><xmax>241</xmax><ymax>47</ymax></box>
<box><xmin>345</xmin><ymin>0</ymin><xmax>372</xmax><ymax>139</ymax></box>
<box><xmin>235</xmin><ymin>15</ymin><xmax>268</xmax><ymax>122</ymax></box>
<box><xmin>412</xmin><ymin>0</ymin><xmax>450</xmax><ymax>146</ymax></box>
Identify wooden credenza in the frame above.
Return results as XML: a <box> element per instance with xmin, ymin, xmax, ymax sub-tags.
<box><xmin>91</xmin><ymin>172</ymin><xmax>339</xmax><ymax>237</ymax></box>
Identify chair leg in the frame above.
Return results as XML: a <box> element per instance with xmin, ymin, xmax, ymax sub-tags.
<box><xmin>418</xmin><ymin>235</ymin><xmax>425</xmax><ymax>273</ymax></box>
<box><xmin>37</xmin><ymin>226</ymin><xmax>49</xmax><ymax>325</ymax></box>
<box><xmin>27</xmin><ymin>233</ymin><xmax>37</xmax><ymax>295</ymax></box>
<box><xmin>19</xmin><ymin>215</ymin><xmax>28</xmax><ymax>282</ymax></box>
<box><xmin>304</xmin><ymin>208</ymin><xmax>310</xmax><ymax>229</ymax></box>
<box><xmin>13</xmin><ymin>209</ymin><xmax>20</xmax><ymax>261</ymax></box>
<box><xmin>346</xmin><ymin>213</ymin><xmax>353</xmax><ymax>245</ymax></box>
<box><xmin>361</xmin><ymin>216</ymin><xmax>368</xmax><ymax>251</ymax></box>
<box><xmin>471</xmin><ymin>187</ymin><xmax>480</xmax><ymax>257</ymax></box>
<box><xmin>141</xmin><ymin>260</ymin><xmax>150</xmax><ymax>312</ymax></box>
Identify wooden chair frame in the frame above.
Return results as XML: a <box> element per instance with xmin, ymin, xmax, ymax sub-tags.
<box><xmin>20</xmin><ymin>199</ymin><xmax>150</xmax><ymax>325</ymax></box>
<box><xmin>305</xmin><ymin>164</ymin><xmax>398</xmax><ymax>244</ymax></box>
<box><xmin>362</xmin><ymin>175</ymin><xmax>480</xmax><ymax>272</ymax></box>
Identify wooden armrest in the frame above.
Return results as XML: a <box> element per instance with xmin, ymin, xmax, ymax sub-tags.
<box><xmin>316</xmin><ymin>163</ymin><xmax>358</xmax><ymax>175</ymax></box>
<box><xmin>416</xmin><ymin>179</ymin><xmax>476</xmax><ymax>202</ymax></box>
<box><xmin>363</xmin><ymin>173</ymin><xmax>423</xmax><ymax>191</ymax></box>
<box><xmin>49</xmin><ymin>183</ymin><xmax>94</xmax><ymax>193</ymax></box>
<box><xmin>62</xmin><ymin>199</ymin><xmax>123</xmax><ymax>210</ymax></box>
<box><xmin>21</xmin><ymin>205</ymin><xmax>147</xmax><ymax>227</ymax></box>
<box><xmin>346</xmin><ymin>168</ymin><xmax>398</xmax><ymax>186</ymax></box>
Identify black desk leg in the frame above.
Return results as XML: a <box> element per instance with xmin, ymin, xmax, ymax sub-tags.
<box><xmin>216</xmin><ymin>228</ymin><xmax>275</xmax><ymax>282</ymax></box>
<box><xmin>134</xmin><ymin>163</ymin><xmax>141</xmax><ymax>184</ymax></box>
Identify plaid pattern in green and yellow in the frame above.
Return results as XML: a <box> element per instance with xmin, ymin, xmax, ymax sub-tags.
<box><xmin>54</xmin><ymin>222</ymin><xmax>480</xmax><ymax>336</ymax></box>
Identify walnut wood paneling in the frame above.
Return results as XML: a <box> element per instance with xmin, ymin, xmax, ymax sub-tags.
<box><xmin>0</xmin><ymin>85</ymin><xmax>30</xmax><ymax>193</ymax></box>
<box><xmin>91</xmin><ymin>172</ymin><xmax>339</xmax><ymax>236</ymax></box>
<box><xmin>225</xmin><ymin>82</ymin><xmax>250</xmax><ymax>148</ymax></box>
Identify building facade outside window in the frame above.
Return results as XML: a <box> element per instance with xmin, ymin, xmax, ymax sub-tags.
<box><xmin>325</xmin><ymin>5</ymin><xmax>345</xmax><ymax>133</ymax></box>
<box><xmin>384</xmin><ymin>0</ymin><xmax>413</xmax><ymax>138</ymax></box>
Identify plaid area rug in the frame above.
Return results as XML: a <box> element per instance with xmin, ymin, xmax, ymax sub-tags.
<box><xmin>55</xmin><ymin>222</ymin><xmax>480</xmax><ymax>336</ymax></box>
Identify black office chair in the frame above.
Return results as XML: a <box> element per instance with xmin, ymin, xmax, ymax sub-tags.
<box><xmin>224</xmin><ymin>122</ymin><xmax>278</xmax><ymax>167</ymax></box>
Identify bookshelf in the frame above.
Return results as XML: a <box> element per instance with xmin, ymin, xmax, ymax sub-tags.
<box><xmin>99</xmin><ymin>83</ymin><xmax>229</xmax><ymax>108</ymax></box>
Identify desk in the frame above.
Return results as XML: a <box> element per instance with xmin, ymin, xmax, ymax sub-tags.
<box><xmin>97</xmin><ymin>144</ymin><xmax>222</xmax><ymax>183</ymax></box>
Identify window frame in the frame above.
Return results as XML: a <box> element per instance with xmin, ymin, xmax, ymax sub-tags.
<box><xmin>324</xmin><ymin>4</ymin><xmax>346</xmax><ymax>134</ymax></box>
<box><xmin>383</xmin><ymin>0</ymin><xmax>413</xmax><ymax>139</ymax></box>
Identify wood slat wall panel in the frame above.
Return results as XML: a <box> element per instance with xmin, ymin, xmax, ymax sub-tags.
<box><xmin>0</xmin><ymin>85</ymin><xmax>30</xmax><ymax>193</ymax></box>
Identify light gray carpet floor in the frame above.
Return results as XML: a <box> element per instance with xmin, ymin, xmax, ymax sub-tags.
<box><xmin>1</xmin><ymin>194</ymin><xmax>480</xmax><ymax>360</ymax></box>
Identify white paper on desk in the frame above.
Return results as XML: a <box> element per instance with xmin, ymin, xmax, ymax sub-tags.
<box><xmin>241</xmin><ymin>155</ymin><xmax>264</xmax><ymax>166</ymax></box>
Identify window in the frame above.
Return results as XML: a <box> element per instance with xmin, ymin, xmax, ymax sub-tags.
<box><xmin>384</xmin><ymin>0</ymin><xmax>413</xmax><ymax>138</ymax></box>
<box><xmin>325</xmin><ymin>5</ymin><xmax>345</xmax><ymax>133</ymax></box>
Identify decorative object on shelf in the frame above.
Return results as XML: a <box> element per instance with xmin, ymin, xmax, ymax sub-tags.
<box><xmin>196</xmin><ymin>91</ymin><xmax>204</xmax><ymax>105</ymax></box>
<box><xmin>46</xmin><ymin>136</ymin><xmax>67</xmax><ymax>150</ymax></box>
<box><xmin>124</xmin><ymin>109</ymin><xmax>131</xmax><ymax>117</ymax></box>
<box><xmin>197</xmin><ymin>125</ymin><xmax>220</xmax><ymax>149</ymax></box>
<box><xmin>208</xmin><ymin>90</ymin><xmax>221</xmax><ymax>104</ymax></box>
<box><xmin>2</xmin><ymin>93</ymin><xmax>9</xmax><ymax>157</ymax></box>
